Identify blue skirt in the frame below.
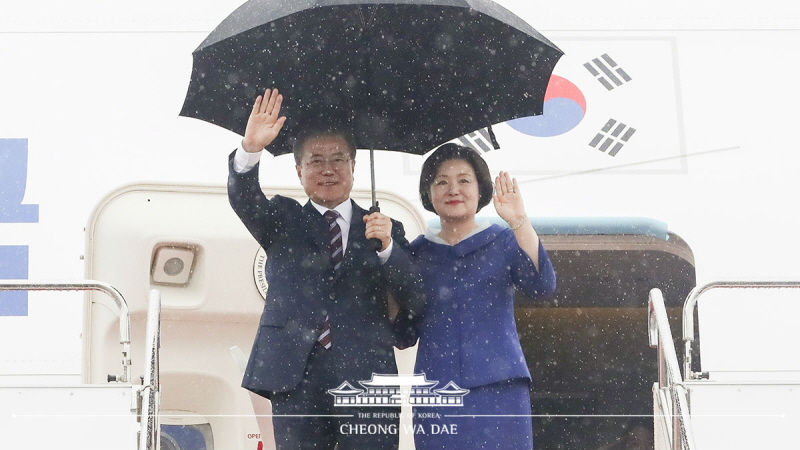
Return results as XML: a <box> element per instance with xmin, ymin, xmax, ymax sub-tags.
<box><xmin>413</xmin><ymin>378</ymin><xmax>533</xmax><ymax>450</ymax></box>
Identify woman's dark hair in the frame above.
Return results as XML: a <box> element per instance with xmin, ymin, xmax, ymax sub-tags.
<box><xmin>419</xmin><ymin>143</ymin><xmax>494</xmax><ymax>214</ymax></box>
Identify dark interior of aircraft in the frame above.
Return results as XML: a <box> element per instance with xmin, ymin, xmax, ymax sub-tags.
<box><xmin>516</xmin><ymin>230</ymin><xmax>696</xmax><ymax>450</ymax></box>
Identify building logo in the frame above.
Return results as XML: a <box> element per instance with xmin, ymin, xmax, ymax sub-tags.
<box><xmin>328</xmin><ymin>373</ymin><xmax>469</xmax><ymax>407</ymax></box>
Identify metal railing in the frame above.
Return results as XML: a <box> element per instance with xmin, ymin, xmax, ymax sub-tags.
<box><xmin>648</xmin><ymin>288</ymin><xmax>696</xmax><ymax>450</ymax></box>
<box><xmin>681</xmin><ymin>281</ymin><xmax>800</xmax><ymax>380</ymax></box>
<box><xmin>139</xmin><ymin>289</ymin><xmax>162</xmax><ymax>450</ymax></box>
<box><xmin>0</xmin><ymin>280</ymin><xmax>162</xmax><ymax>450</ymax></box>
<box><xmin>0</xmin><ymin>280</ymin><xmax>132</xmax><ymax>383</ymax></box>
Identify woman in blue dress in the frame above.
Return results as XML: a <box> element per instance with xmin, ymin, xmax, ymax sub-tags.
<box><xmin>411</xmin><ymin>144</ymin><xmax>556</xmax><ymax>450</ymax></box>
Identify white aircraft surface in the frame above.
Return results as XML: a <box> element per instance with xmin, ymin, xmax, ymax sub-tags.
<box><xmin>1</xmin><ymin>1</ymin><xmax>799</xmax><ymax>449</ymax></box>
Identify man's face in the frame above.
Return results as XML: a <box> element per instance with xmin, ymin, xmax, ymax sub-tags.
<box><xmin>296</xmin><ymin>135</ymin><xmax>355</xmax><ymax>209</ymax></box>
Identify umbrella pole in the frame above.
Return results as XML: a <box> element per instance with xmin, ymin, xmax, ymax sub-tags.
<box><xmin>369</xmin><ymin>148</ymin><xmax>378</xmax><ymax>210</ymax></box>
<box><xmin>368</xmin><ymin>148</ymin><xmax>381</xmax><ymax>251</ymax></box>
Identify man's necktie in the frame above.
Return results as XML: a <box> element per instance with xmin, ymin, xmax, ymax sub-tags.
<box><xmin>319</xmin><ymin>210</ymin><xmax>342</xmax><ymax>349</ymax></box>
<box><xmin>324</xmin><ymin>210</ymin><xmax>343</xmax><ymax>271</ymax></box>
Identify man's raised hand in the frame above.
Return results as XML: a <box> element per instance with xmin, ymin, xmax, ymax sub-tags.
<box><xmin>242</xmin><ymin>88</ymin><xmax>287</xmax><ymax>153</ymax></box>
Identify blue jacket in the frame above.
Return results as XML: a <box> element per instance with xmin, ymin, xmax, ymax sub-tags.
<box><xmin>410</xmin><ymin>224</ymin><xmax>556</xmax><ymax>389</ymax></box>
<box><xmin>228</xmin><ymin>153</ymin><xmax>425</xmax><ymax>395</ymax></box>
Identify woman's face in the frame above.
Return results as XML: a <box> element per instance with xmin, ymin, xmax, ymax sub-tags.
<box><xmin>429</xmin><ymin>158</ymin><xmax>480</xmax><ymax>221</ymax></box>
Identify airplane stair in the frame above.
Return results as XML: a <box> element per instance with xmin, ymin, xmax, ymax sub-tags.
<box><xmin>649</xmin><ymin>282</ymin><xmax>800</xmax><ymax>450</ymax></box>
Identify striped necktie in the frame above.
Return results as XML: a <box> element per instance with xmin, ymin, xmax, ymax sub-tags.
<box><xmin>324</xmin><ymin>210</ymin><xmax>343</xmax><ymax>271</ymax></box>
<box><xmin>319</xmin><ymin>210</ymin><xmax>342</xmax><ymax>349</ymax></box>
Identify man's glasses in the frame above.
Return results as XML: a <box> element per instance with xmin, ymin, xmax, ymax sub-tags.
<box><xmin>304</xmin><ymin>157</ymin><xmax>352</xmax><ymax>171</ymax></box>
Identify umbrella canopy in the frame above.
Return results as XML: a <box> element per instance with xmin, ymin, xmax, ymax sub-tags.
<box><xmin>180</xmin><ymin>0</ymin><xmax>563</xmax><ymax>156</ymax></box>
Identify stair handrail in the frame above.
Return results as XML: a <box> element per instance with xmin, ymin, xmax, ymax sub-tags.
<box><xmin>649</xmin><ymin>288</ymin><xmax>696</xmax><ymax>450</ymax></box>
<box><xmin>138</xmin><ymin>289</ymin><xmax>161</xmax><ymax>450</ymax></box>
<box><xmin>682</xmin><ymin>281</ymin><xmax>800</xmax><ymax>380</ymax></box>
<box><xmin>0</xmin><ymin>279</ymin><xmax>131</xmax><ymax>383</ymax></box>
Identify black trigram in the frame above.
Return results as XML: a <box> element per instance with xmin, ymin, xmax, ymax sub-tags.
<box><xmin>584</xmin><ymin>54</ymin><xmax>632</xmax><ymax>91</ymax></box>
<box><xmin>456</xmin><ymin>128</ymin><xmax>495</xmax><ymax>154</ymax></box>
<box><xmin>589</xmin><ymin>119</ymin><xmax>636</xmax><ymax>156</ymax></box>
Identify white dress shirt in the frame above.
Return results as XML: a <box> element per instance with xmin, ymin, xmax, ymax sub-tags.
<box><xmin>232</xmin><ymin>145</ymin><xmax>392</xmax><ymax>262</ymax></box>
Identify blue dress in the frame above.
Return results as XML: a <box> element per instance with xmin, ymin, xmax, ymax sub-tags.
<box><xmin>410</xmin><ymin>223</ymin><xmax>556</xmax><ymax>450</ymax></box>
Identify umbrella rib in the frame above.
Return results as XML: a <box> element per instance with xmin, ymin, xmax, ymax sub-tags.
<box><xmin>355</xmin><ymin>5</ymin><xmax>379</xmax><ymax>28</ymax></box>
<box><xmin>366</xmin><ymin>6</ymin><xmax>379</xmax><ymax>27</ymax></box>
<box><xmin>356</xmin><ymin>6</ymin><xmax>366</xmax><ymax>27</ymax></box>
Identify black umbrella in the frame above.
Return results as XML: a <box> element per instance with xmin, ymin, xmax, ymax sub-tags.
<box><xmin>180</xmin><ymin>0</ymin><xmax>563</xmax><ymax>206</ymax></box>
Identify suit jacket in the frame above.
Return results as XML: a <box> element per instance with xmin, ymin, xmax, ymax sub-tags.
<box><xmin>228</xmin><ymin>153</ymin><xmax>424</xmax><ymax>396</ymax></box>
<box><xmin>410</xmin><ymin>224</ymin><xmax>556</xmax><ymax>389</ymax></box>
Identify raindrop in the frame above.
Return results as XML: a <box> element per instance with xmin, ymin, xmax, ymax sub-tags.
<box><xmin>434</xmin><ymin>33</ymin><xmax>454</xmax><ymax>51</ymax></box>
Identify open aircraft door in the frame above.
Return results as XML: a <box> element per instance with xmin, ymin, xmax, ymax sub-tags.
<box><xmin>82</xmin><ymin>183</ymin><xmax>426</xmax><ymax>450</ymax></box>
<box><xmin>515</xmin><ymin>217</ymin><xmax>696</xmax><ymax>450</ymax></box>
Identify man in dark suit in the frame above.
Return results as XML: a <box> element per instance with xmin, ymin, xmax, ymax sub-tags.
<box><xmin>228</xmin><ymin>88</ymin><xmax>424</xmax><ymax>450</ymax></box>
